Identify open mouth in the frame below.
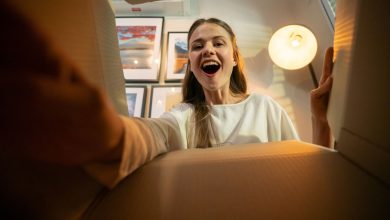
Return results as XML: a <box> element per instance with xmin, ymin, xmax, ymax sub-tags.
<box><xmin>201</xmin><ymin>61</ymin><xmax>220</xmax><ymax>75</ymax></box>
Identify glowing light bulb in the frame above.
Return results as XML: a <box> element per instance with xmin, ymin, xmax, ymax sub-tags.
<box><xmin>268</xmin><ymin>25</ymin><xmax>317</xmax><ymax>70</ymax></box>
<box><xmin>134</xmin><ymin>60</ymin><xmax>139</xmax><ymax>64</ymax></box>
<box><xmin>290</xmin><ymin>34</ymin><xmax>302</xmax><ymax>47</ymax></box>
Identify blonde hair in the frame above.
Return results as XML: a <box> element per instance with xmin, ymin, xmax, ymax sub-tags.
<box><xmin>182</xmin><ymin>18</ymin><xmax>247</xmax><ymax>148</ymax></box>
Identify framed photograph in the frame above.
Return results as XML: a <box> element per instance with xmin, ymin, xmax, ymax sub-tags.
<box><xmin>115</xmin><ymin>17</ymin><xmax>164</xmax><ymax>81</ymax></box>
<box><xmin>125</xmin><ymin>86</ymin><xmax>147</xmax><ymax>117</ymax></box>
<box><xmin>150</xmin><ymin>85</ymin><xmax>182</xmax><ymax>118</ymax></box>
<box><xmin>320</xmin><ymin>0</ymin><xmax>336</xmax><ymax>28</ymax></box>
<box><xmin>166</xmin><ymin>32</ymin><xmax>189</xmax><ymax>81</ymax></box>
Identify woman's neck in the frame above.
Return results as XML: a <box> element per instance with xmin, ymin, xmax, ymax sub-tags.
<box><xmin>203</xmin><ymin>88</ymin><xmax>246</xmax><ymax>105</ymax></box>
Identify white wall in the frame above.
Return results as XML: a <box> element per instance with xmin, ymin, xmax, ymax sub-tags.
<box><xmin>160</xmin><ymin>0</ymin><xmax>334</xmax><ymax>142</ymax></box>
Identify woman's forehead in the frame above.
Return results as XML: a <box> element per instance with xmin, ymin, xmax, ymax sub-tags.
<box><xmin>189</xmin><ymin>23</ymin><xmax>230</xmax><ymax>43</ymax></box>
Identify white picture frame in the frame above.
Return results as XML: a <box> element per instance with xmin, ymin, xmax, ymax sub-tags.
<box><xmin>320</xmin><ymin>0</ymin><xmax>336</xmax><ymax>28</ymax></box>
<box><xmin>115</xmin><ymin>17</ymin><xmax>164</xmax><ymax>81</ymax></box>
<box><xmin>150</xmin><ymin>85</ymin><xmax>182</xmax><ymax>118</ymax></box>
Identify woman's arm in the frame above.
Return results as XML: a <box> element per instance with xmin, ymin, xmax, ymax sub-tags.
<box><xmin>0</xmin><ymin>1</ymin><xmax>174</xmax><ymax>189</ymax></box>
<box><xmin>310</xmin><ymin>47</ymin><xmax>334</xmax><ymax>147</ymax></box>
<box><xmin>0</xmin><ymin>1</ymin><xmax>125</xmax><ymax>166</ymax></box>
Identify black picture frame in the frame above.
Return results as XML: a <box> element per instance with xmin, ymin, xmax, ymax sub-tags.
<box><xmin>165</xmin><ymin>32</ymin><xmax>188</xmax><ymax>81</ymax></box>
<box><xmin>125</xmin><ymin>85</ymin><xmax>147</xmax><ymax>117</ymax></box>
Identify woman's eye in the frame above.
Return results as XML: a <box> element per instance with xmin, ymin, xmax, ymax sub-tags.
<box><xmin>191</xmin><ymin>44</ymin><xmax>203</xmax><ymax>50</ymax></box>
<box><xmin>214</xmin><ymin>42</ymin><xmax>224</xmax><ymax>47</ymax></box>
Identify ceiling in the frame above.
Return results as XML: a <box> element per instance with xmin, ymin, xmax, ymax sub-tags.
<box><xmin>111</xmin><ymin>0</ymin><xmax>197</xmax><ymax>16</ymax></box>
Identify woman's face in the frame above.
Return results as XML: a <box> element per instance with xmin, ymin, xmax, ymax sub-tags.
<box><xmin>188</xmin><ymin>23</ymin><xmax>236</xmax><ymax>92</ymax></box>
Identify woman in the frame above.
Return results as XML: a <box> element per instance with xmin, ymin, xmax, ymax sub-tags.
<box><xmin>0</xmin><ymin>1</ymin><xmax>333</xmax><ymax>188</ymax></box>
<box><xmin>180</xmin><ymin>18</ymin><xmax>299</xmax><ymax>148</ymax></box>
<box><xmin>86</xmin><ymin>18</ymin><xmax>332</xmax><ymax>187</ymax></box>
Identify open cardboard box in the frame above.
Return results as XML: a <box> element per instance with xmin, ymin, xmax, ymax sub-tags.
<box><xmin>1</xmin><ymin>0</ymin><xmax>389</xmax><ymax>219</ymax></box>
<box><xmin>87</xmin><ymin>141</ymin><xmax>389</xmax><ymax>219</ymax></box>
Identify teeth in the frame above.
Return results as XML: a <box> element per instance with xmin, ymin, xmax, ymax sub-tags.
<box><xmin>202</xmin><ymin>61</ymin><xmax>219</xmax><ymax>68</ymax></box>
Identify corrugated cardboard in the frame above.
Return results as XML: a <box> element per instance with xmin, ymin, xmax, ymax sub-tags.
<box><xmin>88</xmin><ymin>141</ymin><xmax>390</xmax><ymax>219</ymax></box>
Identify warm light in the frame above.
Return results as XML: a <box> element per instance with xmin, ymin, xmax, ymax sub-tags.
<box><xmin>268</xmin><ymin>25</ymin><xmax>317</xmax><ymax>70</ymax></box>
<box><xmin>134</xmin><ymin>60</ymin><xmax>139</xmax><ymax>64</ymax></box>
<box><xmin>290</xmin><ymin>34</ymin><xmax>302</xmax><ymax>47</ymax></box>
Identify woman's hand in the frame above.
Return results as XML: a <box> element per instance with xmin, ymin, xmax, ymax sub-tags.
<box><xmin>0</xmin><ymin>2</ymin><xmax>124</xmax><ymax>165</ymax></box>
<box><xmin>310</xmin><ymin>47</ymin><xmax>334</xmax><ymax>147</ymax></box>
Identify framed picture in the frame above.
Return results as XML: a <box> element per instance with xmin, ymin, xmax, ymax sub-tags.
<box><xmin>115</xmin><ymin>17</ymin><xmax>164</xmax><ymax>81</ymax></box>
<box><xmin>320</xmin><ymin>0</ymin><xmax>336</xmax><ymax>28</ymax></box>
<box><xmin>125</xmin><ymin>85</ymin><xmax>147</xmax><ymax>117</ymax></box>
<box><xmin>150</xmin><ymin>85</ymin><xmax>182</xmax><ymax>118</ymax></box>
<box><xmin>166</xmin><ymin>32</ymin><xmax>189</xmax><ymax>81</ymax></box>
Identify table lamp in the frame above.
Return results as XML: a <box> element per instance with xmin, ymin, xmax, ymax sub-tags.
<box><xmin>268</xmin><ymin>25</ymin><xmax>318</xmax><ymax>87</ymax></box>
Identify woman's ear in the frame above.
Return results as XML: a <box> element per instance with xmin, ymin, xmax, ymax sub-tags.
<box><xmin>188</xmin><ymin>61</ymin><xmax>193</xmax><ymax>72</ymax></box>
<box><xmin>232</xmin><ymin>54</ymin><xmax>238</xmax><ymax>66</ymax></box>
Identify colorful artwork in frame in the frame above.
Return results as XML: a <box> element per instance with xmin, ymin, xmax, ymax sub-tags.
<box><xmin>115</xmin><ymin>17</ymin><xmax>164</xmax><ymax>81</ymax></box>
<box><xmin>166</xmin><ymin>32</ymin><xmax>188</xmax><ymax>81</ymax></box>
<box><xmin>150</xmin><ymin>85</ymin><xmax>182</xmax><ymax>118</ymax></box>
<box><xmin>125</xmin><ymin>85</ymin><xmax>147</xmax><ymax>117</ymax></box>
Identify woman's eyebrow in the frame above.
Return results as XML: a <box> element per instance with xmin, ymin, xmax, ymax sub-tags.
<box><xmin>190</xmin><ymin>38</ymin><xmax>204</xmax><ymax>45</ymax></box>
<box><xmin>190</xmin><ymin>35</ymin><xmax>226</xmax><ymax>44</ymax></box>
<box><xmin>212</xmin><ymin>36</ymin><xmax>226</xmax><ymax>40</ymax></box>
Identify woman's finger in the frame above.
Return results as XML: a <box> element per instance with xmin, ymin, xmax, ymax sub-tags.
<box><xmin>312</xmin><ymin>76</ymin><xmax>333</xmax><ymax>98</ymax></box>
<box><xmin>319</xmin><ymin>47</ymin><xmax>334</xmax><ymax>85</ymax></box>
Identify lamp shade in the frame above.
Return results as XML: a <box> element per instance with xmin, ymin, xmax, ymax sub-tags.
<box><xmin>268</xmin><ymin>25</ymin><xmax>317</xmax><ymax>70</ymax></box>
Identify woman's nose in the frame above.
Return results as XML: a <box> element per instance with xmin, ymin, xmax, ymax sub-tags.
<box><xmin>202</xmin><ymin>44</ymin><xmax>215</xmax><ymax>56</ymax></box>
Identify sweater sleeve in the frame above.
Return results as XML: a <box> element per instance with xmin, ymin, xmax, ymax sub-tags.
<box><xmin>264</xmin><ymin>95</ymin><xmax>300</xmax><ymax>141</ymax></box>
<box><xmin>83</xmin><ymin>115</ymin><xmax>182</xmax><ymax>189</ymax></box>
<box><xmin>280</xmin><ymin>108</ymin><xmax>300</xmax><ymax>140</ymax></box>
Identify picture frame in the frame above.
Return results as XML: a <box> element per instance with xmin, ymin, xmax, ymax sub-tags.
<box><xmin>125</xmin><ymin>85</ymin><xmax>147</xmax><ymax>117</ymax></box>
<box><xmin>320</xmin><ymin>0</ymin><xmax>336</xmax><ymax>28</ymax></box>
<box><xmin>115</xmin><ymin>17</ymin><xmax>164</xmax><ymax>81</ymax></box>
<box><xmin>166</xmin><ymin>32</ymin><xmax>189</xmax><ymax>81</ymax></box>
<box><xmin>150</xmin><ymin>85</ymin><xmax>182</xmax><ymax>118</ymax></box>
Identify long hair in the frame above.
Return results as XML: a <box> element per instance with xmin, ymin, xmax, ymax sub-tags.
<box><xmin>182</xmin><ymin>18</ymin><xmax>247</xmax><ymax>148</ymax></box>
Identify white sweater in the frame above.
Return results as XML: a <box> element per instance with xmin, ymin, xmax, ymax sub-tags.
<box><xmin>85</xmin><ymin>93</ymin><xmax>299</xmax><ymax>188</ymax></box>
<box><xmin>162</xmin><ymin>93</ymin><xmax>299</xmax><ymax>149</ymax></box>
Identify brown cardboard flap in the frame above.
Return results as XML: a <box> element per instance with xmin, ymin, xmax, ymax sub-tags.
<box><xmin>88</xmin><ymin>141</ymin><xmax>390</xmax><ymax>220</ymax></box>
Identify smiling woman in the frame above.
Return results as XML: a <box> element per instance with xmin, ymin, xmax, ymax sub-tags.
<box><xmin>188</xmin><ymin>23</ymin><xmax>239</xmax><ymax>97</ymax></box>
